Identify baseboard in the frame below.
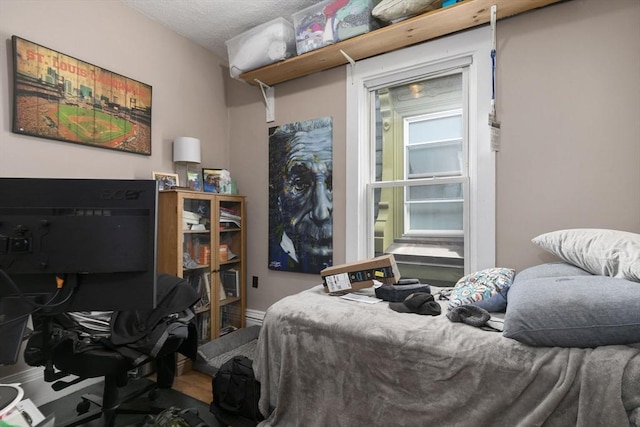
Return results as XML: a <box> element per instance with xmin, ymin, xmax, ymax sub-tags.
<box><xmin>0</xmin><ymin>366</ymin><xmax>102</xmax><ymax>407</ymax></box>
<box><xmin>245</xmin><ymin>309</ymin><xmax>265</xmax><ymax>327</ymax></box>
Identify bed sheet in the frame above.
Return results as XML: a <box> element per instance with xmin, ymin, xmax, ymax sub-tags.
<box><xmin>254</xmin><ymin>285</ymin><xmax>640</xmax><ymax>427</ymax></box>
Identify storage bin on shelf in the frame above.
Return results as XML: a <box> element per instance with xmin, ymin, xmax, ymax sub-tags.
<box><xmin>333</xmin><ymin>0</ymin><xmax>381</xmax><ymax>43</ymax></box>
<box><xmin>293</xmin><ymin>0</ymin><xmax>380</xmax><ymax>55</ymax></box>
<box><xmin>293</xmin><ymin>0</ymin><xmax>333</xmax><ymax>55</ymax></box>
<box><xmin>226</xmin><ymin>17</ymin><xmax>296</xmax><ymax>79</ymax></box>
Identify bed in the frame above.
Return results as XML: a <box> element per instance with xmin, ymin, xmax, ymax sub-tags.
<box><xmin>254</xmin><ymin>229</ymin><xmax>640</xmax><ymax>426</ymax></box>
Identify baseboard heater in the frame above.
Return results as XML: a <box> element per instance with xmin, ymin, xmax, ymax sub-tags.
<box><xmin>245</xmin><ymin>309</ymin><xmax>265</xmax><ymax>327</ymax></box>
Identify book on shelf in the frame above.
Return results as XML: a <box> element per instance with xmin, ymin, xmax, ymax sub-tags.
<box><xmin>219</xmin><ymin>304</ymin><xmax>242</xmax><ymax>336</ymax></box>
<box><xmin>190</xmin><ymin>273</ymin><xmax>210</xmax><ymax>311</ymax></box>
<box><xmin>183</xmin><ymin>210</ymin><xmax>202</xmax><ymax>222</ymax></box>
<box><xmin>221</xmin><ymin>269</ymin><xmax>240</xmax><ymax>298</ymax></box>
<box><xmin>219</xmin><ymin>244</ymin><xmax>238</xmax><ymax>262</ymax></box>
<box><xmin>219</xmin><ymin>218</ymin><xmax>241</xmax><ymax>229</ymax></box>
<box><xmin>219</xmin><ymin>207</ymin><xmax>241</xmax><ymax>228</ymax></box>
<box><xmin>219</xmin><ymin>282</ymin><xmax>226</xmax><ymax>301</ymax></box>
<box><xmin>220</xmin><ymin>206</ymin><xmax>240</xmax><ymax>218</ymax></box>
<box><xmin>183</xmin><ymin>210</ymin><xmax>202</xmax><ymax>231</ymax></box>
<box><xmin>203</xmin><ymin>272</ymin><xmax>211</xmax><ymax>305</ymax></box>
<box><xmin>188</xmin><ymin>274</ymin><xmax>201</xmax><ymax>293</ymax></box>
<box><xmin>197</xmin><ymin>311</ymin><xmax>211</xmax><ymax>342</ymax></box>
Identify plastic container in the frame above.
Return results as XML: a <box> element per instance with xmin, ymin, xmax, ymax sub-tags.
<box><xmin>332</xmin><ymin>0</ymin><xmax>380</xmax><ymax>43</ymax></box>
<box><xmin>293</xmin><ymin>0</ymin><xmax>380</xmax><ymax>55</ymax></box>
<box><xmin>293</xmin><ymin>0</ymin><xmax>333</xmax><ymax>55</ymax></box>
<box><xmin>226</xmin><ymin>17</ymin><xmax>296</xmax><ymax>79</ymax></box>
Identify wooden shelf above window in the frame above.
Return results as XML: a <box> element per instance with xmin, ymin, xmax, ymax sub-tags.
<box><xmin>239</xmin><ymin>0</ymin><xmax>565</xmax><ymax>86</ymax></box>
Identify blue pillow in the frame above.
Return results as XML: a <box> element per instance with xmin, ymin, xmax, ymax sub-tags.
<box><xmin>448</xmin><ymin>268</ymin><xmax>515</xmax><ymax>312</ymax></box>
<box><xmin>503</xmin><ymin>275</ymin><xmax>640</xmax><ymax>347</ymax></box>
<box><xmin>511</xmin><ymin>262</ymin><xmax>592</xmax><ymax>283</ymax></box>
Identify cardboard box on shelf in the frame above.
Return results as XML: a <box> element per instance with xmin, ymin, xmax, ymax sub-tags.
<box><xmin>320</xmin><ymin>254</ymin><xmax>400</xmax><ymax>293</ymax></box>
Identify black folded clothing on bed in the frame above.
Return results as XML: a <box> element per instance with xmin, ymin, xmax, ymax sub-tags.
<box><xmin>375</xmin><ymin>280</ymin><xmax>431</xmax><ymax>302</ymax></box>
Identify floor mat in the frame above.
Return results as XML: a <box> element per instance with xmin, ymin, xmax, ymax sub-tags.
<box><xmin>194</xmin><ymin>326</ymin><xmax>260</xmax><ymax>376</ymax></box>
<box><xmin>200</xmin><ymin>339</ymin><xmax>257</xmax><ymax>372</ymax></box>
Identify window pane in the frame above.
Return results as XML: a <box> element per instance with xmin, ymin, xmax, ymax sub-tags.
<box><xmin>407</xmin><ymin>142</ymin><xmax>462</xmax><ymax>177</ymax></box>
<box><xmin>407</xmin><ymin>184</ymin><xmax>463</xmax><ymax>232</ymax></box>
<box><xmin>370</xmin><ymin>72</ymin><xmax>466</xmax><ymax>286</ymax></box>
<box><xmin>408</xmin><ymin>115</ymin><xmax>462</xmax><ymax>144</ymax></box>
<box><xmin>408</xmin><ymin>202</ymin><xmax>463</xmax><ymax>231</ymax></box>
<box><xmin>408</xmin><ymin>183</ymin><xmax>463</xmax><ymax>200</ymax></box>
<box><xmin>372</xmin><ymin>185</ymin><xmax>464</xmax><ymax>286</ymax></box>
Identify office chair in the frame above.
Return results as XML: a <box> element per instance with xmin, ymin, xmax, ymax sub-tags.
<box><xmin>42</xmin><ymin>334</ymin><xmax>182</xmax><ymax>426</ymax></box>
<box><xmin>24</xmin><ymin>274</ymin><xmax>199</xmax><ymax>427</ymax></box>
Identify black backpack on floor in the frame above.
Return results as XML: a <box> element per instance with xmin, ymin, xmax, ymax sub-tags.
<box><xmin>210</xmin><ymin>356</ymin><xmax>263</xmax><ymax>427</ymax></box>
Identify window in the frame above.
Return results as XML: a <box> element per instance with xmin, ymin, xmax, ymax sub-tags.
<box><xmin>404</xmin><ymin>109</ymin><xmax>466</xmax><ymax>235</ymax></box>
<box><xmin>346</xmin><ymin>26</ymin><xmax>495</xmax><ymax>286</ymax></box>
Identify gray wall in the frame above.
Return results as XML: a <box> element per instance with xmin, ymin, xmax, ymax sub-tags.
<box><xmin>0</xmin><ymin>0</ymin><xmax>230</xmax><ymax>179</ymax></box>
<box><xmin>228</xmin><ymin>0</ymin><xmax>640</xmax><ymax>312</ymax></box>
<box><xmin>0</xmin><ymin>0</ymin><xmax>229</xmax><ymax>377</ymax></box>
<box><xmin>496</xmin><ymin>0</ymin><xmax>640</xmax><ymax>267</ymax></box>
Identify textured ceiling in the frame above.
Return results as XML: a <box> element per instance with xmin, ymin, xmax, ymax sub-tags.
<box><xmin>120</xmin><ymin>0</ymin><xmax>321</xmax><ymax>62</ymax></box>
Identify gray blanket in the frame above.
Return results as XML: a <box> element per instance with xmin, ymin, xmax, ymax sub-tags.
<box><xmin>254</xmin><ymin>286</ymin><xmax>640</xmax><ymax>426</ymax></box>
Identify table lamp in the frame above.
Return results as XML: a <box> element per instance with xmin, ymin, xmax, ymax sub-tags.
<box><xmin>173</xmin><ymin>136</ymin><xmax>201</xmax><ymax>188</ymax></box>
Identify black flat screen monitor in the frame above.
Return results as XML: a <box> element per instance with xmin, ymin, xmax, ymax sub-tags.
<box><xmin>0</xmin><ymin>178</ymin><xmax>158</xmax><ymax>364</ymax></box>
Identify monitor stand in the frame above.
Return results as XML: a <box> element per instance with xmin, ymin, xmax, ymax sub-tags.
<box><xmin>0</xmin><ymin>296</ymin><xmax>34</xmax><ymax>366</ymax></box>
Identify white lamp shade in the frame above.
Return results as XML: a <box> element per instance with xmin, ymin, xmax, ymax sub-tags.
<box><xmin>173</xmin><ymin>137</ymin><xmax>201</xmax><ymax>164</ymax></box>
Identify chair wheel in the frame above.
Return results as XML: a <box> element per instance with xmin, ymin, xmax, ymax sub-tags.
<box><xmin>76</xmin><ymin>399</ymin><xmax>91</xmax><ymax>414</ymax></box>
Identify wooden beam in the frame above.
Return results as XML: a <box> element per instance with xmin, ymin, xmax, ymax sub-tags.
<box><xmin>239</xmin><ymin>0</ymin><xmax>566</xmax><ymax>86</ymax></box>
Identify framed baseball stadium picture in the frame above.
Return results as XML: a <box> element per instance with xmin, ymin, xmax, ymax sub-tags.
<box><xmin>11</xmin><ymin>35</ymin><xmax>152</xmax><ymax>155</ymax></box>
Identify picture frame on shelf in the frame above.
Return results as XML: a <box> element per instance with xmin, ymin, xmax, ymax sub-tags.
<box><xmin>152</xmin><ymin>172</ymin><xmax>179</xmax><ymax>190</ymax></box>
<box><xmin>187</xmin><ymin>171</ymin><xmax>202</xmax><ymax>191</ymax></box>
<box><xmin>202</xmin><ymin>168</ymin><xmax>232</xmax><ymax>194</ymax></box>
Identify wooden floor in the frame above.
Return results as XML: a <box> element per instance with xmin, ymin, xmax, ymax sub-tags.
<box><xmin>155</xmin><ymin>369</ymin><xmax>213</xmax><ymax>404</ymax></box>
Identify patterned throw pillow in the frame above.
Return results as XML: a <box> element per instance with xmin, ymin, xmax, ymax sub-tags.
<box><xmin>448</xmin><ymin>267</ymin><xmax>515</xmax><ymax>312</ymax></box>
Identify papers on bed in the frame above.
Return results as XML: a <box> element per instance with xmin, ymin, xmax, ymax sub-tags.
<box><xmin>338</xmin><ymin>293</ymin><xmax>383</xmax><ymax>304</ymax></box>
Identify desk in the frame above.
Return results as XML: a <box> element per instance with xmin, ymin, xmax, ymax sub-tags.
<box><xmin>0</xmin><ymin>384</ymin><xmax>23</xmax><ymax>418</ymax></box>
<box><xmin>0</xmin><ymin>385</ymin><xmax>51</xmax><ymax>427</ymax></box>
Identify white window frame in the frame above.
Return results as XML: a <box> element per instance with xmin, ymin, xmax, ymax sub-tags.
<box><xmin>345</xmin><ymin>26</ymin><xmax>495</xmax><ymax>274</ymax></box>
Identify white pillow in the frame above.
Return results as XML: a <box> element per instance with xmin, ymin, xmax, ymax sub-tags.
<box><xmin>372</xmin><ymin>0</ymin><xmax>443</xmax><ymax>22</ymax></box>
<box><xmin>532</xmin><ymin>229</ymin><xmax>640</xmax><ymax>282</ymax></box>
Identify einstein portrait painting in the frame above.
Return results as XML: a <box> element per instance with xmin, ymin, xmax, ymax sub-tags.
<box><xmin>268</xmin><ymin>117</ymin><xmax>333</xmax><ymax>274</ymax></box>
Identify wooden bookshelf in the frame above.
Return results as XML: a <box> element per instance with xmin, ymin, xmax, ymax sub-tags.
<box><xmin>157</xmin><ymin>190</ymin><xmax>246</xmax><ymax>374</ymax></box>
